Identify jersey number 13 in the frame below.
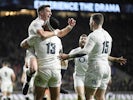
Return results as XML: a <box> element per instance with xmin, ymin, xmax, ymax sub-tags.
<box><xmin>46</xmin><ymin>43</ymin><xmax>56</xmax><ymax>54</ymax></box>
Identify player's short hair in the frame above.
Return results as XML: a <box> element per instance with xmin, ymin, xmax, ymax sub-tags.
<box><xmin>2</xmin><ymin>60</ymin><xmax>10</xmax><ymax>67</ymax></box>
<box><xmin>43</xmin><ymin>17</ymin><xmax>60</xmax><ymax>31</ymax></box>
<box><xmin>37</xmin><ymin>5</ymin><xmax>50</xmax><ymax>14</ymax></box>
<box><xmin>91</xmin><ymin>13</ymin><xmax>104</xmax><ymax>25</ymax></box>
<box><xmin>49</xmin><ymin>17</ymin><xmax>60</xmax><ymax>29</ymax></box>
<box><xmin>80</xmin><ymin>34</ymin><xmax>87</xmax><ymax>37</ymax></box>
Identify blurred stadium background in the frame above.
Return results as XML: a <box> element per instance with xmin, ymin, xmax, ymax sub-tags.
<box><xmin>0</xmin><ymin>0</ymin><xmax>133</xmax><ymax>100</ymax></box>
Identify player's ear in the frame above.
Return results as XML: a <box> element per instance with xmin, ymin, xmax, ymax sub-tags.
<box><xmin>39</xmin><ymin>10</ymin><xmax>43</xmax><ymax>16</ymax></box>
<box><xmin>92</xmin><ymin>20</ymin><xmax>95</xmax><ymax>25</ymax></box>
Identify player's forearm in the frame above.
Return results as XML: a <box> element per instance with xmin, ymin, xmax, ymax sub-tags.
<box><xmin>37</xmin><ymin>29</ymin><xmax>55</xmax><ymax>39</ymax></box>
<box><xmin>57</xmin><ymin>25</ymin><xmax>73</xmax><ymax>38</ymax></box>
<box><xmin>69</xmin><ymin>49</ymin><xmax>87</xmax><ymax>59</ymax></box>
<box><xmin>69</xmin><ymin>54</ymin><xmax>86</xmax><ymax>59</ymax></box>
<box><xmin>108</xmin><ymin>56</ymin><xmax>118</xmax><ymax>62</ymax></box>
<box><xmin>20</xmin><ymin>38</ymin><xmax>30</xmax><ymax>49</ymax></box>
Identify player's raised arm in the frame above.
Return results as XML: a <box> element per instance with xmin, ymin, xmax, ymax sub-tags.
<box><xmin>38</xmin><ymin>18</ymin><xmax>76</xmax><ymax>38</ymax></box>
<box><xmin>37</xmin><ymin>28</ymin><xmax>60</xmax><ymax>39</ymax></box>
<box><xmin>57</xmin><ymin>18</ymin><xmax>76</xmax><ymax>38</ymax></box>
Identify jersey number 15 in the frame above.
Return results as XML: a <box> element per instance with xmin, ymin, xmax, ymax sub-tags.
<box><xmin>102</xmin><ymin>41</ymin><xmax>109</xmax><ymax>54</ymax></box>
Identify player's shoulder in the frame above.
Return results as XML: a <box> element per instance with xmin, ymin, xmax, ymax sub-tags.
<box><xmin>103</xmin><ymin>29</ymin><xmax>112</xmax><ymax>40</ymax></box>
<box><xmin>88</xmin><ymin>31</ymin><xmax>97</xmax><ymax>40</ymax></box>
<box><xmin>54</xmin><ymin>36</ymin><xmax>62</xmax><ymax>42</ymax></box>
<box><xmin>8</xmin><ymin>67</ymin><xmax>14</xmax><ymax>71</ymax></box>
<box><xmin>55</xmin><ymin>36</ymin><xmax>61</xmax><ymax>40</ymax></box>
<box><xmin>34</xmin><ymin>17</ymin><xmax>44</xmax><ymax>23</ymax></box>
<box><xmin>30</xmin><ymin>17</ymin><xmax>44</xmax><ymax>26</ymax></box>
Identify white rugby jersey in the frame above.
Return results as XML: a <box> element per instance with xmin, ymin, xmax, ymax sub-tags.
<box><xmin>69</xmin><ymin>47</ymin><xmax>88</xmax><ymax>76</ymax></box>
<box><xmin>86</xmin><ymin>28</ymin><xmax>112</xmax><ymax>63</ymax></box>
<box><xmin>28</xmin><ymin>17</ymin><xmax>47</xmax><ymax>37</ymax></box>
<box><xmin>0</xmin><ymin>66</ymin><xmax>14</xmax><ymax>84</ymax></box>
<box><xmin>27</xmin><ymin>36</ymin><xmax>62</xmax><ymax>69</ymax></box>
<box><xmin>70</xmin><ymin>28</ymin><xmax>112</xmax><ymax>64</ymax></box>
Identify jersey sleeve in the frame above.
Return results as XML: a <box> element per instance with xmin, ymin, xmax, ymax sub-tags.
<box><xmin>10</xmin><ymin>69</ymin><xmax>15</xmax><ymax>75</ymax></box>
<box><xmin>32</xmin><ymin>22</ymin><xmax>44</xmax><ymax>34</ymax></box>
<box><xmin>68</xmin><ymin>49</ymin><xmax>75</xmax><ymax>60</ymax></box>
<box><xmin>83</xmin><ymin>33</ymin><xmax>96</xmax><ymax>54</ymax></box>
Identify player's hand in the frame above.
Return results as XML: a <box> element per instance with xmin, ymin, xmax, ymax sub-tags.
<box><xmin>54</xmin><ymin>29</ymin><xmax>61</xmax><ymax>35</ymax></box>
<box><xmin>116</xmin><ymin>56</ymin><xmax>127</xmax><ymax>65</ymax></box>
<box><xmin>68</xmin><ymin>18</ymin><xmax>76</xmax><ymax>27</ymax></box>
<box><xmin>59</xmin><ymin>53</ymin><xmax>69</xmax><ymax>60</ymax></box>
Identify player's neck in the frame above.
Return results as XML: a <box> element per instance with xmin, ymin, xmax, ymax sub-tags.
<box><xmin>93</xmin><ymin>25</ymin><xmax>102</xmax><ymax>31</ymax></box>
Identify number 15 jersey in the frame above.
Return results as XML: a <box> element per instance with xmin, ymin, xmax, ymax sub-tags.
<box><xmin>85</xmin><ymin>28</ymin><xmax>112</xmax><ymax>64</ymax></box>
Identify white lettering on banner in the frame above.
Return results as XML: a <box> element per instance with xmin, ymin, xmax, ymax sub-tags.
<box><xmin>95</xmin><ymin>3</ymin><xmax>104</xmax><ymax>12</ymax></box>
<box><xmin>34</xmin><ymin>1</ymin><xmax>79</xmax><ymax>11</ymax></box>
<box><xmin>106</xmin><ymin>92</ymin><xmax>133</xmax><ymax>100</ymax></box>
<box><xmin>79</xmin><ymin>2</ymin><xmax>93</xmax><ymax>12</ymax></box>
<box><xmin>51</xmin><ymin>2</ymin><xmax>79</xmax><ymax>11</ymax></box>
<box><xmin>95</xmin><ymin>3</ymin><xmax>120</xmax><ymax>12</ymax></box>
<box><xmin>34</xmin><ymin>1</ymin><xmax>120</xmax><ymax>13</ymax></box>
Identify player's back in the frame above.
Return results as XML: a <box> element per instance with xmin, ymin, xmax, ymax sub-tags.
<box><xmin>0</xmin><ymin>66</ymin><xmax>14</xmax><ymax>84</ymax></box>
<box><xmin>32</xmin><ymin>36</ymin><xmax>62</xmax><ymax>69</ymax></box>
<box><xmin>88</xmin><ymin>28</ymin><xmax>112</xmax><ymax>64</ymax></box>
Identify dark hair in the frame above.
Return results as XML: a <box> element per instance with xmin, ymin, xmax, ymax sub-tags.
<box><xmin>91</xmin><ymin>13</ymin><xmax>104</xmax><ymax>25</ymax></box>
<box><xmin>49</xmin><ymin>17</ymin><xmax>60</xmax><ymax>29</ymax></box>
<box><xmin>80</xmin><ymin>34</ymin><xmax>87</xmax><ymax>37</ymax></box>
<box><xmin>37</xmin><ymin>5</ymin><xmax>50</xmax><ymax>13</ymax></box>
<box><xmin>2</xmin><ymin>60</ymin><xmax>10</xmax><ymax>66</ymax></box>
<box><xmin>42</xmin><ymin>17</ymin><xmax>60</xmax><ymax>30</ymax></box>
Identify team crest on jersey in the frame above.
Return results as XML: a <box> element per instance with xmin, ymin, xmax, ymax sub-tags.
<box><xmin>92</xmin><ymin>80</ymin><xmax>97</xmax><ymax>85</ymax></box>
<box><xmin>78</xmin><ymin>57</ymin><xmax>85</xmax><ymax>63</ymax></box>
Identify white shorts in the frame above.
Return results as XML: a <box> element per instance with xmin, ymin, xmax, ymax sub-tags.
<box><xmin>73</xmin><ymin>73</ymin><xmax>85</xmax><ymax>87</ymax></box>
<box><xmin>34</xmin><ymin>69</ymin><xmax>61</xmax><ymax>88</ymax></box>
<box><xmin>1</xmin><ymin>83</ymin><xmax>13</xmax><ymax>93</ymax></box>
<box><xmin>85</xmin><ymin>62</ymin><xmax>111</xmax><ymax>90</ymax></box>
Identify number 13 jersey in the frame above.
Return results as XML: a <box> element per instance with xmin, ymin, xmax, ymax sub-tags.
<box><xmin>28</xmin><ymin>36</ymin><xmax>62</xmax><ymax>70</ymax></box>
